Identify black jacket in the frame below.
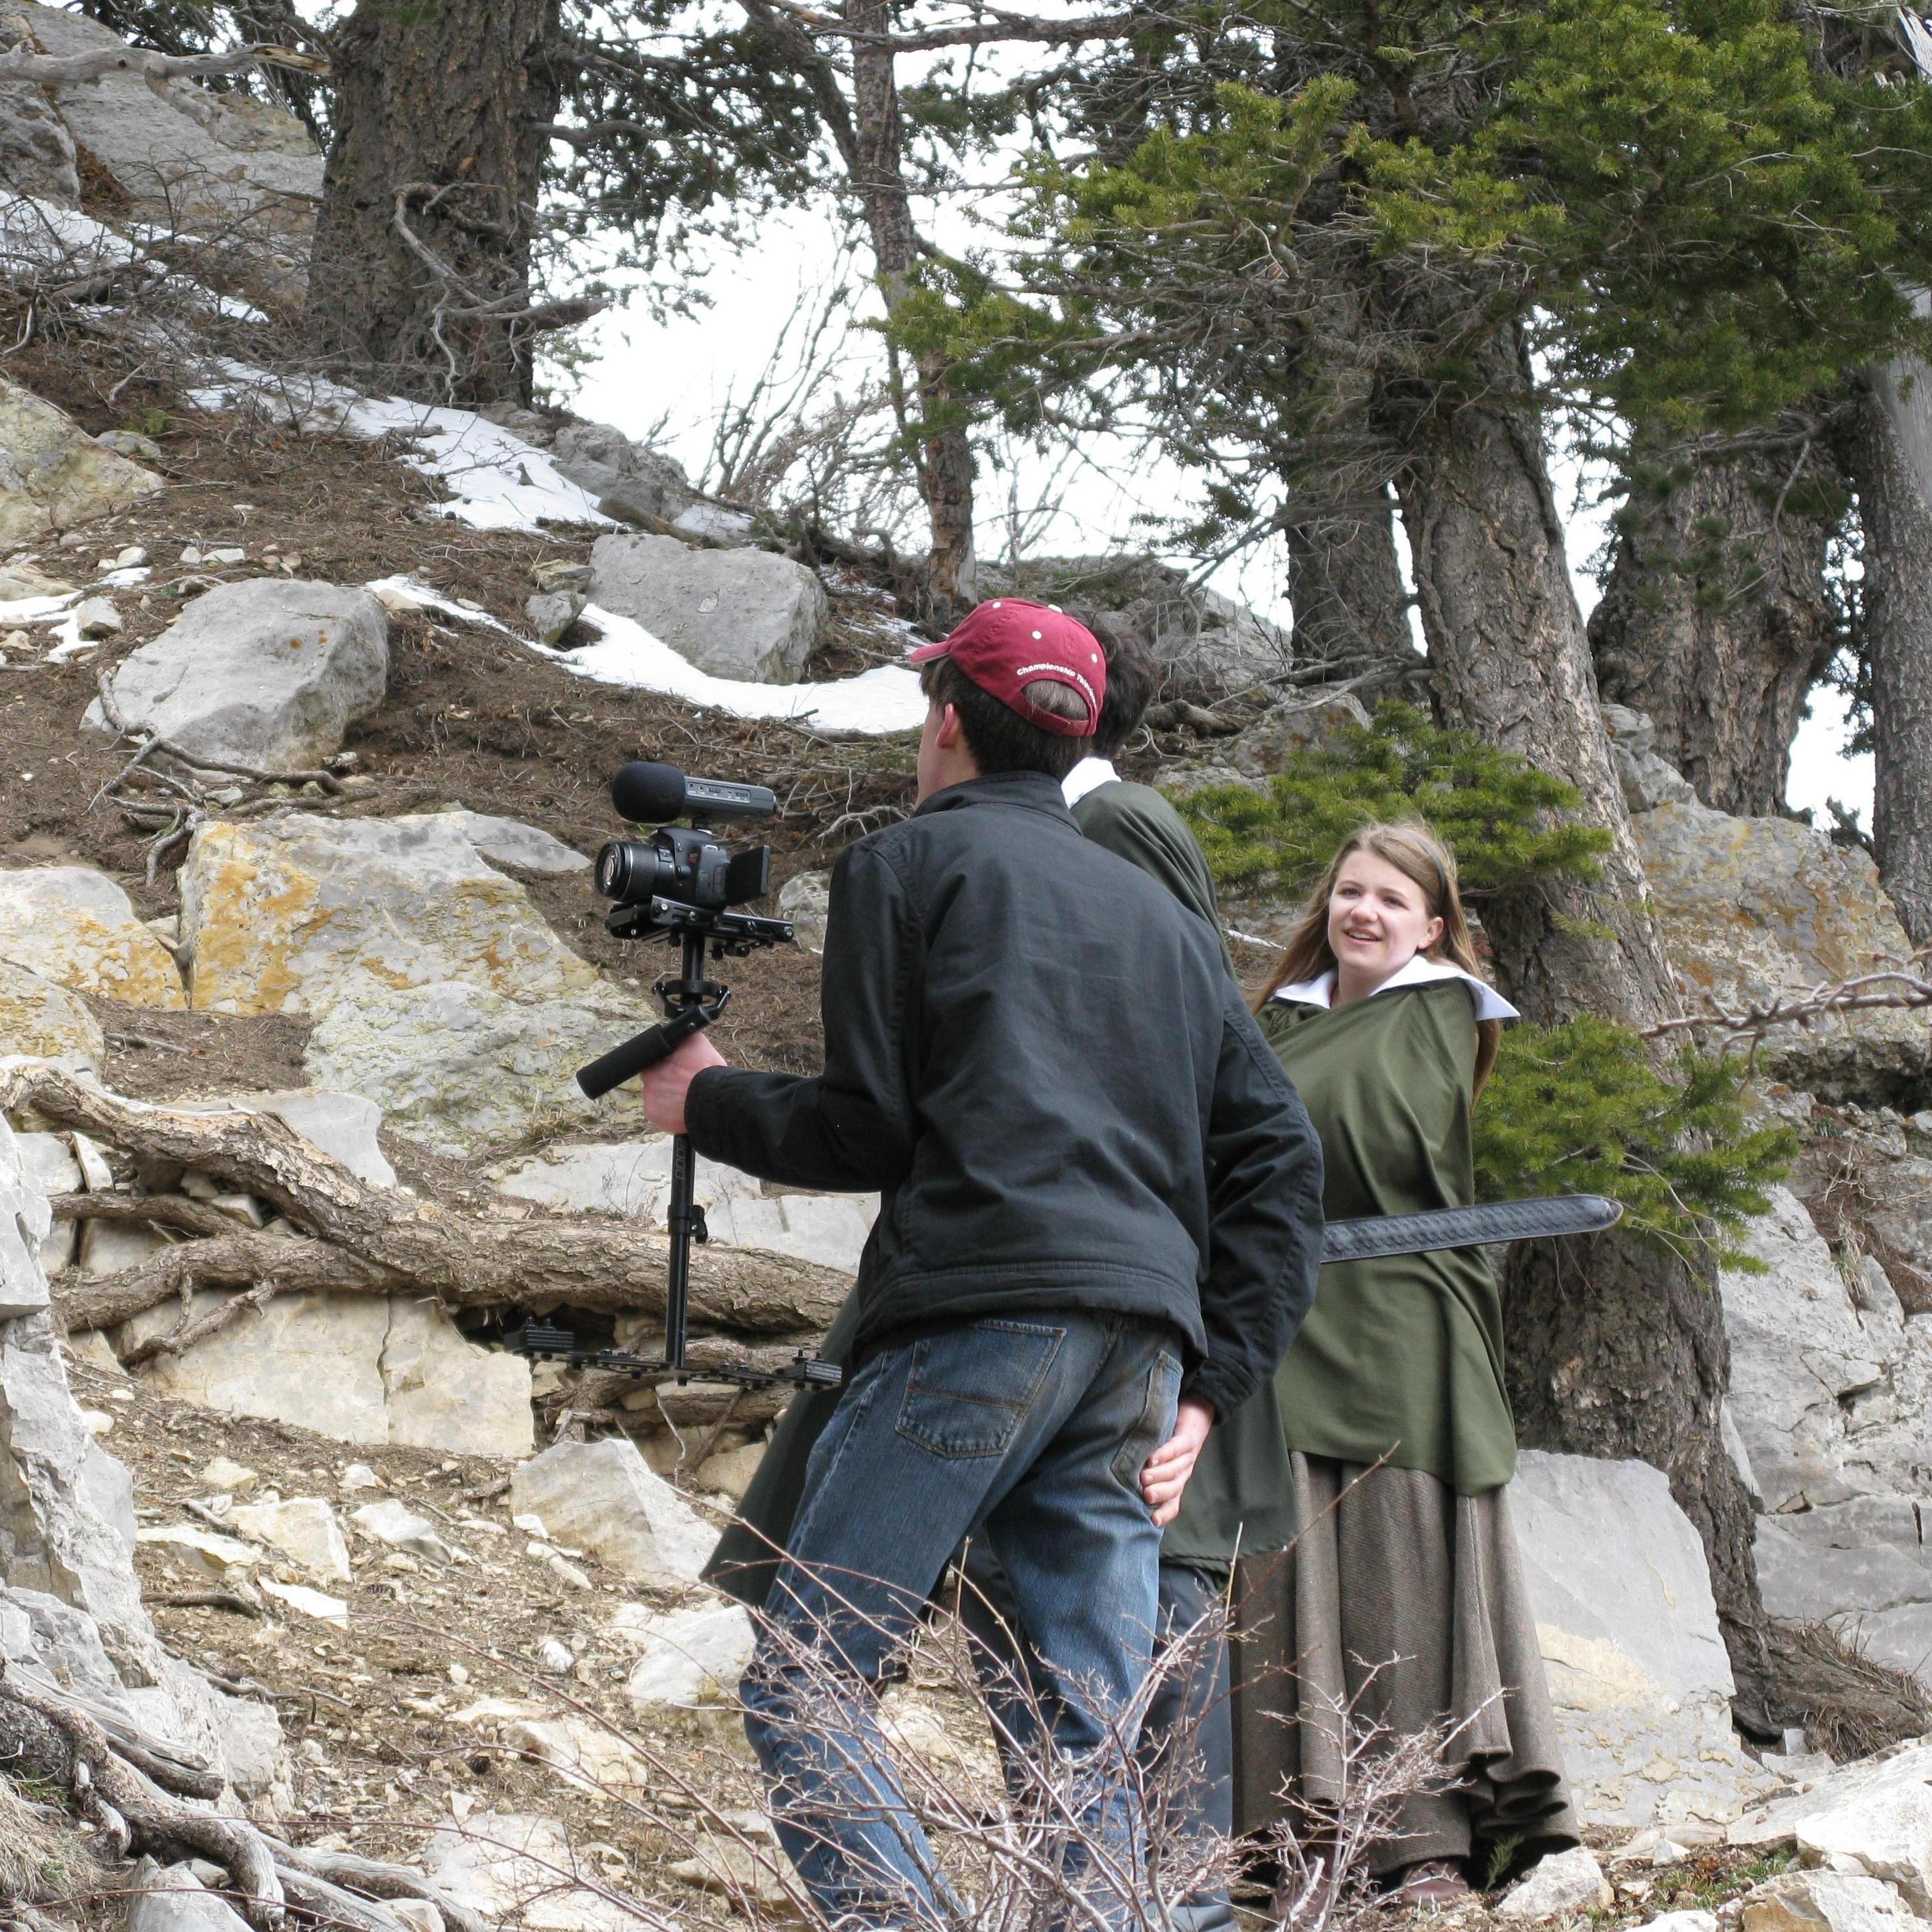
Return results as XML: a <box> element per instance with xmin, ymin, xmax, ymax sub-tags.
<box><xmin>686</xmin><ymin>770</ymin><xmax>1323</xmax><ymax>1418</ymax></box>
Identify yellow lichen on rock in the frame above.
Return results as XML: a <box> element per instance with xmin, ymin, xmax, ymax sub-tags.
<box><xmin>0</xmin><ymin>867</ymin><xmax>184</xmax><ymax>1010</ymax></box>
<box><xmin>0</xmin><ymin>375</ymin><xmax>162</xmax><ymax>545</ymax></box>
<box><xmin>0</xmin><ymin>957</ymin><xmax>105</xmax><ymax>1067</ymax></box>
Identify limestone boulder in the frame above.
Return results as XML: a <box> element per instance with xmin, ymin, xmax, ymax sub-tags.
<box><xmin>546</xmin><ymin>420</ymin><xmax>695</xmax><ymax>527</ymax></box>
<box><xmin>509</xmin><ymin>1437</ymin><xmax>716</xmax><ymax>1587</ymax></box>
<box><xmin>0</xmin><ymin>962</ymin><xmax>104</xmax><ymax>1069</ymax></box>
<box><xmin>0</xmin><ymin>375</ymin><xmax>161</xmax><ymax>545</ymax></box>
<box><xmin>1795</xmin><ymin>1780</ymin><xmax>1932</xmax><ymax>1915</ymax></box>
<box><xmin>776</xmin><ymin>871</ymin><xmax>830</xmax><ymax>954</ymax></box>
<box><xmin>425</xmin><ymin>1813</ymin><xmax>639</xmax><ymax>1932</ymax></box>
<box><xmin>303</xmin><ymin>977</ymin><xmax>652</xmax><ymax>1156</ymax></box>
<box><xmin>0</xmin><ymin>81</ymin><xmax>78</xmax><ymax>208</ymax></box>
<box><xmin>11</xmin><ymin>3</ymin><xmax>320</xmax><ymax>238</ymax></box>
<box><xmin>437</xmin><ymin>811</ymin><xmax>589</xmax><ymax>875</ymax></box>
<box><xmin>0</xmin><ymin>865</ymin><xmax>184</xmax><ymax>1009</ymax></box>
<box><xmin>0</xmin><ymin>1117</ymin><xmax>51</xmax><ymax>1322</ymax></box>
<box><xmin>491</xmin><ymin>1138</ymin><xmax>876</xmax><ymax>1273</ymax></box>
<box><xmin>1734</xmin><ymin>1744</ymin><xmax>1932</xmax><ymax>1850</ymax></box>
<box><xmin>1633</xmin><ymin>797</ymin><xmax>1927</xmax><ymax>1100</ymax></box>
<box><xmin>1602</xmin><ymin>704</ymin><xmax>1698</xmax><ymax>814</ymax></box>
<box><xmin>180</xmin><ymin>810</ymin><xmax>598</xmax><ymax>1016</ymax></box>
<box><xmin>230</xmin><ymin>1089</ymin><xmax>395</xmax><ymax>1188</ymax></box>
<box><xmin>587</xmin><ymin>532</ymin><xmax>826</xmax><ymax>682</ymax></box>
<box><xmin>1735</xmin><ymin>1871</ymin><xmax>1919</xmax><ymax>1932</ymax></box>
<box><xmin>615</xmin><ymin>1600</ymin><xmax>756</xmax><ymax>1707</ymax></box>
<box><xmin>85</xmin><ymin>581</ymin><xmax>388</xmax><ymax>773</ymax></box>
<box><xmin>1510</xmin><ymin>1449</ymin><xmax>1781</xmax><ymax>1829</ymax></box>
<box><xmin>1496</xmin><ymin>1846</ymin><xmax>1611</xmax><ymax>1920</ymax></box>
<box><xmin>126</xmin><ymin>1861</ymin><xmax>253</xmax><ymax>1932</ymax></box>
<box><xmin>115</xmin><ymin>1289</ymin><xmax>533</xmax><ymax>1457</ymax></box>
<box><xmin>350</xmin><ymin>1500</ymin><xmax>452</xmax><ymax>1563</ymax></box>
<box><xmin>227</xmin><ymin>1495</ymin><xmax>350</xmax><ymax>1583</ymax></box>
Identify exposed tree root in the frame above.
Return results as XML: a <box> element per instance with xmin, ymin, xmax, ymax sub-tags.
<box><xmin>1764</xmin><ymin>1617</ymin><xmax>1932</xmax><ymax>1761</ymax></box>
<box><xmin>5</xmin><ymin>1063</ymin><xmax>851</xmax><ymax>1341</ymax></box>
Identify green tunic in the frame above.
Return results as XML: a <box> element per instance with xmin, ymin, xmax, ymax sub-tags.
<box><xmin>1071</xmin><ymin>781</ymin><xmax>1234</xmax><ymax>974</ymax></box>
<box><xmin>1162</xmin><ymin>979</ymin><xmax>1516</xmax><ymax>1570</ymax></box>
<box><xmin>704</xmin><ymin>776</ymin><xmax>1238</xmax><ymax>1608</ymax></box>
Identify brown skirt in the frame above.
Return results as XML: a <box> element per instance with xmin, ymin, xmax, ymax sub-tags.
<box><xmin>1228</xmin><ymin>1453</ymin><xmax>1581</xmax><ymax>1877</ymax></box>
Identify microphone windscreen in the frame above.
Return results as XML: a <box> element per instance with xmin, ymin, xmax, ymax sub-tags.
<box><xmin>610</xmin><ymin>761</ymin><xmax>687</xmax><ymax>823</ymax></box>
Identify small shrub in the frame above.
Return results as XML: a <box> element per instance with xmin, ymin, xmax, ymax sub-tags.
<box><xmin>1175</xmin><ymin>702</ymin><xmax>1612</xmax><ymax>903</ymax></box>
<box><xmin>1477</xmin><ymin>1015</ymin><xmax>1795</xmax><ymax>1262</ymax></box>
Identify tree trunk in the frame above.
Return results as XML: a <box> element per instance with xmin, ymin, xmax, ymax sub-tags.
<box><xmin>1589</xmin><ymin>432</ymin><xmax>1845</xmax><ymax>817</ymax></box>
<box><xmin>1387</xmin><ymin>322</ymin><xmax>1776</xmax><ymax>1723</ymax></box>
<box><xmin>1845</xmin><ymin>354</ymin><xmax>1932</xmax><ymax>945</ymax></box>
<box><xmin>845</xmin><ymin>0</ymin><xmax>976</xmax><ymax>607</ymax></box>
<box><xmin>304</xmin><ymin>0</ymin><xmax>561</xmax><ymax>408</ymax></box>
<box><xmin>1284</xmin><ymin>482</ymin><xmax>1417</xmax><ymax>674</ymax></box>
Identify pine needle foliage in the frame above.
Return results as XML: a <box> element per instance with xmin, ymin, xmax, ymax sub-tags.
<box><xmin>1179</xmin><ymin>703</ymin><xmax>1792</xmax><ymax>1256</ymax></box>
<box><xmin>1477</xmin><ymin>1018</ymin><xmax>1796</xmax><ymax>1263</ymax></box>
<box><xmin>1175</xmin><ymin>704</ymin><xmax>1612</xmax><ymax>903</ymax></box>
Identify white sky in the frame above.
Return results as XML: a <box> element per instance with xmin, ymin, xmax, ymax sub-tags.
<box><xmin>567</xmin><ymin>199</ymin><xmax>1873</xmax><ymax>828</ymax></box>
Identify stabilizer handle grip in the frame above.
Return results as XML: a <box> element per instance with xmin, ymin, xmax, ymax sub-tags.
<box><xmin>576</xmin><ymin>1007</ymin><xmax>712</xmax><ymax>1100</ymax></box>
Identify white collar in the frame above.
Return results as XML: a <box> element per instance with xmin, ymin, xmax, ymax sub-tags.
<box><xmin>1061</xmin><ymin>757</ymin><xmax>1119</xmax><ymax>808</ymax></box>
<box><xmin>1272</xmin><ymin>953</ymin><xmax>1519</xmax><ymax>1023</ymax></box>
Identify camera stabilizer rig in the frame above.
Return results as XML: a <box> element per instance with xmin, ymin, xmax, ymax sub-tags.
<box><xmin>514</xmin><ymin>761</ymin><xmax>846</xmax><ymax>1394</ymax></box>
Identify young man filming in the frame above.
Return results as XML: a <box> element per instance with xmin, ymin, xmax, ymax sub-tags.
<box><xmin>637</xmin><ymin>598</ymin><xmax>1322</xmax><ymax>1928</ymax></box>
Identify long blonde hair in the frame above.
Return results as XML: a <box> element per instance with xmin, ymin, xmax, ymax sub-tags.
<box><xmin>1257</xmin><ymin>819</ymin><xmax>1504</xmax><ymax>1096</ymax></box>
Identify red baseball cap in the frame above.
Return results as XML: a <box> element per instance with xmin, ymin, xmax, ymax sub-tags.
<box><xmin>907</xmin><ymin>598</ymin><xmax>1105</xmax><ymax>738</ymax></box>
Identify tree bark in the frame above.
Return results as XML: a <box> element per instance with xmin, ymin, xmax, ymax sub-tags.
<box><xmin>304</xmin><ymin>0</ymin><xmax>561</xmax><ymax>408</ymax></box>
<box><xmin>844</xmin><ymin>0</ymin><xmax>977</xmax><ymax>607</ymax></box>
<box><xmin>1590</xmin><ymin>433</ymin><xmax>1845</xmax><ymax>816</ymax></box>
<box><xmin>1284</xmin><ymin>481</ymin><xmax>1416</xmax><ymax>674</ymax></box>
<box><xmin>1387</xmin><ymin>322</ymin><xmax>1775</xmax><ymax>1722</ymax></box>
<box><xmin>6</xmin><ymin>1065</ymin><xmax>852</xmax><ymax>1341</ymax></box>
<box><xmin>1845</xmin><ymin>354</ymin><xmax>1932</xmax><ymax>945</ymax></box>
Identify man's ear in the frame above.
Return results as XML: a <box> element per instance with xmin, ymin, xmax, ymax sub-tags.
<box><xmin>935</xmin><ymin>702</ymin><xmax>967</xmax><ymax>750</ymax></box>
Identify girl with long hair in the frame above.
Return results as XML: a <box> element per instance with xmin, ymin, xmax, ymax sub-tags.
<box><xmin>1164</xmin><ymin>818</ymin><xmax>1580</xmax><ymax>1904</ymax></box>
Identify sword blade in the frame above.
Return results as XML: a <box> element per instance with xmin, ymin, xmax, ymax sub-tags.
<box><xmin>1320</xmin><ymin>1194</ymin><xmax>1623</xmax><ymax>1265</ymax></box>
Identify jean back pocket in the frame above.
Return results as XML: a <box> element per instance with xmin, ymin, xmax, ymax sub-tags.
<box><xmin>895</xmin><ymin>1320</ymin><xmax>1065</xmax><ymax>1459</ymax></box>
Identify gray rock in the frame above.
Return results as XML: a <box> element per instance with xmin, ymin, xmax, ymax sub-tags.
<box><xmin>425</xmin><ymin>1813</ymin><xmax>637</xmax><ymax>1932</ymax></box>
<box><xmin>0</xmin><ymin>865</ymin><xmax>186</xmax><ymax>1009</ymax></box>
<box><xmin>71</xmin><ymin>595</ymin><xmax>118</xmax><ymax>638</ymax></box>
<box><xmin>0</xmin><ymin>958</ymin><xmax>105</xmax><ymax>1069</ymax></box>
<box><xmin>96</xmin><ymin>430</ymin><xmax>162</xmax><ymax>464</ymax></box>
<box><xmin>121</xmin><ymin>1288</ymin><xmax>533</xmax><ymax>1456</ymax></box>
<box><xmin>1495</xmin><ymin>1845</ymin><xmax>1611</xmax><ymax>1920</ymax></box>
<box><xmin>228</xmin><ymin>1495</ymin><xmax>349</xmax><ymax>1582</ymax></box>
<box><xmin>15</xmin><ymin>1132</ymin><xmax>79</xmax><ymax>1274</ymax></box>
<box><xmin>0</xmin><ymin>1116</ymin><xmax>51</xmax><ymax>1318</ymax></box>
<box><xmin>776</xmin><ymin>870</ymin><xmax>830</xmax><ymax>954</ymax></box>
<box><xmin>509</xmin><ymin>1437</ymin><xmax>716</xmax><ymax>1587</ymax></box>
<box><xmin>206</xmin><ymin>1690</ymin><xmax>286</xmax><ymax>1800</ymax></box>
<box><xmin>0</xmin><ymin>70</ymin><xmax>79</xmax><ymax>208</ymax></box>
<box><xmin>126</xmin><ymin>1860</ymin><xmax>252</xmax><ymax>1932</ymax></box>
<box><xmin>1733</xmin><ymin>1743</ymin><xmax>1932</xmax><ymax>1848</ymax></box>
<box><xmin>1753</xmin><ymin>1519</ymin><xmax>1932</xmax><ymax>1622</ymax></box>
<box><xmin>242</xmin><ymin>1090</ymin><xmax>395</xmax><ymax>1188</ymax></box>
<box><xmin>527</xmin><ymin>588</ymin><xmax>584</xmax><ymax>645</ymax></box>
<box><xmin>489</xmin><ymin>1137</ymin><xmax>876</xmax><ymax>1274</ymax></box>
<box><xmin>437</xmin><ymin>810</ymin><xmax>589</xmax><ymax>876</ymax></box>
<box><xmin>1226</xmin><ymin>689</ymin><xmax>1373</xmax><ymax>775</ymax></box>
<box><xmin>17</xmin><ymin>3</ymin><xmax>320</xmax><ymax>239</ymax></box>
<box><xmin>1635</xmin><ymin>798</ymin><xmax>1925</xmax><ymax>1100</ymax></box>
<box><xmin>350</xmin><ymin>1499</ymin><xmax>451</xmax><ymax>1563</ymax></box>
<box><xmin>85</xmin><ymin>580</ymin><xmax>387</xmax><ymax>772</ymax></box>
<box><xmin>0</xmin><ymin>375</ymin><xmax>162</xmax><ymax>545</ymax></box>
<box><xmin>1794</xmin><ymin>1780</ymin><xmax>1932</xmax><ymax>1915</ymax></box>
<box><xmin>549</xmin><ymin>420</ymin><xmax>690</xmax><ymax>506</ymax></box>
<box><xmin>1602</xmin><ymin>703</ymin><xmax>1698</xmax><ymax>812</ymax></box>
<box><xmin>304</xmin><ymin>977</ymin><xmax>652</xmax><ymax>1156</ymax></box>
<box><xmin>618</xmin><ymin>1600</ymin><xmax>756</xmax><ymax>1707</ymax></box>
<box><xmin>1734</xmin><ymin>1871</ymin><xmax>1917</xmax><ymax>1932</ymax></box>
<box><xmin>588</xmin><ymin>532</ymin><xmax>826</xmax><ymax>682</ymax></box>
<box><xmin>1511</xmin><ymin>1449</ymin><xmax>1780</xmax><ymax>1829</ymax></box>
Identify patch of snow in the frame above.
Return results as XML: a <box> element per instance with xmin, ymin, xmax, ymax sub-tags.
<box><xmin>549</xmin><ymin>603</ymin><xmax>926</xmax><ymax>736</ymax></box>
<box><xmin>44</xmin><ymin>614</ymin><xmax>91</xmax><ymax>661</ymax></box>
<box><xmin>0</xmin><ymin>592</ymin><xmax>79</xmax><ymax>626</ymax></box>
<box><xmin>93</xmin><ymin>567</ymin><xmax>150</xmax><ymax>590</ymax></box>
<box><xmin>0</xmin><ymin>196</ymin><xmax>132</xmax><ymax>276</ymax></box>
<box><xmin>187</xmin><ymin>362</ymin><xmax>612</xmax><ymax>533</ymax></box>
<box><xmin>363</xmin><ymin>574</ymin><xmax>514</xmax><ymax>632</ymax></box>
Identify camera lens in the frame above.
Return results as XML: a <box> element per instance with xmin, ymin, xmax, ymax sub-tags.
<box><xmin>594</xmin><ymin>839</ymin><xmax>666</xmax><ymax>905</ymax></box>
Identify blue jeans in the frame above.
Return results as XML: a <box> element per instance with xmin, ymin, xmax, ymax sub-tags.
<box><xmin>742</xmin><ymin>1312</ymin><xmax>1182</xmax><ymax>1929</ymax></box>
<box><xmin>962</xmin><ymin>1550</ymin><xmax>1236</xmax><ymax>1931</ymax></box>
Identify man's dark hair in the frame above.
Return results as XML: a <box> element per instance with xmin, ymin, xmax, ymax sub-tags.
<box><xmin>1083</xmin><ymin>618</ymin><xmax>1160</xmax><ymax>759</ymax></box>
<box><xmin>920</xmin><ymin>656</ymin><xmax>1088</xmax><ymax>780</ymax></box>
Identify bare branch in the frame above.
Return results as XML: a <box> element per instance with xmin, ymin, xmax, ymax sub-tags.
<box><xmin>0</xmin><ymin>43</ymin><xmax>328</xmax><ymax>89</ymax></box>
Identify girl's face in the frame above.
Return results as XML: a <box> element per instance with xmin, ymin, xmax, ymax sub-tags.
<box><xmin>1327</xmin><ymin>849</ymin><xmax>1446</xmax><ymax>988</ymax></box>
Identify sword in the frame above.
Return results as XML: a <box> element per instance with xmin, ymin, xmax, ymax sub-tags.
<box><xmin>511</xmin><ymin>1194</ymin><xmax>1622</xmax><ymax>1391</ymax></box>
<box><xmin>1321</xmin><ymin>1192</ymin><xmax>1622</xmax><ymax>1264</ymax></box>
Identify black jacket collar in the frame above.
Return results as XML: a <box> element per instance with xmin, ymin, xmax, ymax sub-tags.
<box><xmin>915</xmin><ymin>770</ymin><xmax>1075</xmax><ymax>823</ymax></box>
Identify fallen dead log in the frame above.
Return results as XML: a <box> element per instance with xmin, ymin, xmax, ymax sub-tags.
<box><xmin>265</xmin><ymin>1841</ymin><xmax>488</xmax><ymax>1932</ymax></box>
<box><xmin>7</xmin><ymin>1063</ymin><xmax>852</xmax><ymax>1337</ymax></box>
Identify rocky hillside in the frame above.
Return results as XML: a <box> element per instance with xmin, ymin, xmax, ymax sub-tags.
<box><xmin>1</xmin><ymin>6</ymin><xmax>1931</xmax><ymax>1930</ymax></box>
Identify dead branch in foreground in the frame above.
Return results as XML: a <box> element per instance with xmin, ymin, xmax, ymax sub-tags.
<box><xmin>3</xmin><ymin>1063</ymin><xmax>851</xmax><ymax>1341</ymax></box>
<box><xmin>1642</xmin><ymin>948</ymin><xmax>1932</xmax><ymax>1054</ymax></box>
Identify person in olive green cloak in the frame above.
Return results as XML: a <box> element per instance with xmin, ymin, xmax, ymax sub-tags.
<box><xmin>1164</xmin><ymin>820</ymin><xmax>1580</xmax><ymax>1905</ymax></box>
